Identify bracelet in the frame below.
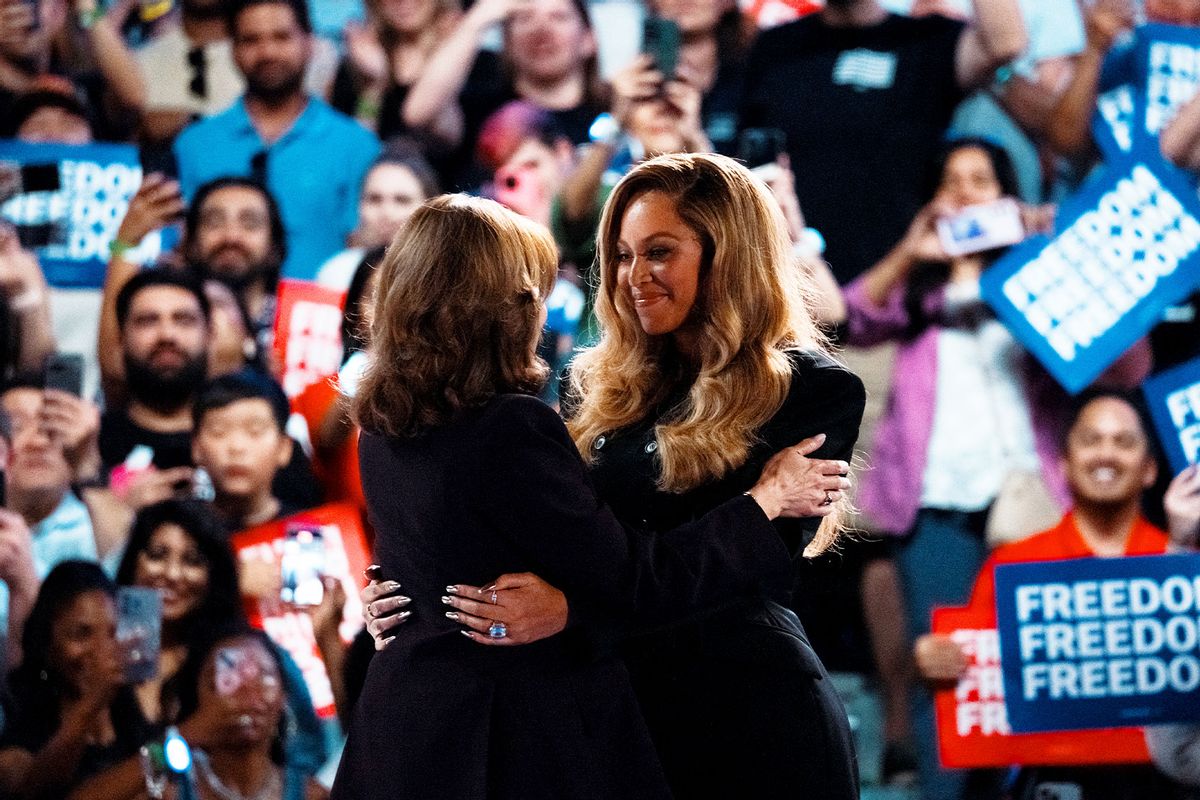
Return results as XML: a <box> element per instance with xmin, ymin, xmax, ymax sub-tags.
<box><xmin>108</xmin><ymin>238</ymin><xmax>135</xmax><ymax>259</ymax></box>
<box><xmin>355</xmin><ymin>94</ymin><xmax>380</xmax><ymax>121</ymax></box>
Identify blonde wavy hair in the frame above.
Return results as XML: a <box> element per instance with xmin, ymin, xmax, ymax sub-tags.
<box><xmin>567</xmin><ymin>153</ymin><xmax>843</xmax><ymax>553</ymax></box>
<box><xmin>354</xmin><ymin>194</ymin><xmax>558</xmax><ymax>438</ymax></box>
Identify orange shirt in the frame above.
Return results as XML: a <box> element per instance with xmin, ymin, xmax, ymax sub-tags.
<box><xmin>293</xmin><ymin>376</ymin><xmax>366</xmax><ymax>520</ymax></box>
<box><xmin>968</xmin><ymin>511</ymin><xmax>1170</xmax><ymax>621</ymax></box>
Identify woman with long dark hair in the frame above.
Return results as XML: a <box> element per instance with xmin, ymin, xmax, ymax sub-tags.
<box><xmin>0</xmin><ymin>561</ymin><xmax>148</xmax><ymax>799</ymax></box>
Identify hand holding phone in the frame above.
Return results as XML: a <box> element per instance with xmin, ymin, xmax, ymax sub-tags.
<box><xmin>642</xmin><ymin>16</ymin><xmax>680</xmax><ymax>82</ymax></box>
<box><xmin>935</xmin><ymin>198</ymin><xmax>1025</xmax><ymax>257</ymax></box>
<box><xmin>117</xmin><ymin>586</ymin><xmax>162</xmax><ymax>683</ymax></box>
<box><xmin>280</xmin><ymin>524</ymin><xmax>325</xmax><ymax>606</ymax></box>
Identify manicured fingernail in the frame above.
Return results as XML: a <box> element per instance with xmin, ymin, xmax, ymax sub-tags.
<box><xmin>397</xmin><ymin>596</ymin><xmax>411</xmax><ymax>606</ymax></box>
<box><xmin>482</xmin><ymin>584</ymin><xmax>497</xmax><ymax>592</ymax></box>
<box><xmin>445</xmin><ymin>585</ymin><xmax>459</xmax><ymax>594</ymax></box>
<box><xmin>460</xmin><ymin>630</ymin><xmax>473</xmax><ymax>639</ymax></box>
<box><xmin>440</xmin><ymin>596</ymin><xmax>452</xmax><ymax>605</ymax></box>
<box><xmin>383</xmin><ymin>581</ymin><xmax>402</xmax><ymax>592</ymax></box>
<box><xmin>444</xmin><ymin>611</ymin><xmax>458</xmax><ymax>620</ymax></box>
<box><xmin>397</xmin><ymin>610</ymin><xmax>411</xmax><ymax>620</ymax></box>
<box><xmin>381</xmin><ymin>636</ymin><xmax>395</xmax><ymax>648</ymax></box>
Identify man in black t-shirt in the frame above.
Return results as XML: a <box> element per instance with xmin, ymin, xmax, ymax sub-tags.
<box><xmin>100</xmin><ymin>269</ymin><xmax>212</xmax><ymax>493</ymax></box>
<box><xmin>740</xmin><ymin>0</ymin><xmax>1027</xmax><ymax>285</ymax></box>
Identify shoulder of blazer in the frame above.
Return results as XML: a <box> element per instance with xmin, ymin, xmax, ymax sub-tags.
<box><xmin>784</xmin><ymin>350</ymin><xmax>866</xmax><ymax>413</ymax></box>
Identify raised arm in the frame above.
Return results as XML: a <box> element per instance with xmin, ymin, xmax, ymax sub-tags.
<box><xmin>955</xmin><ymin>0</ymin><xmax>1028</xmax><ymax>90</ymax></box>
<box><xmin>401</xmin><ymin>0</ymin><xmax>528</xmax><ymax>147</ymax></box>
<box><xmin>1045</xmin><ymin>0</ymin><xmax>1134</xmax><ymax>157</ymax></box>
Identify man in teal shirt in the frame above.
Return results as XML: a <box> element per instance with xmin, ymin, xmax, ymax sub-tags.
<box><xmin>174</xmin><ymin>0</ymin><xmax>380</xmax><ymax>280</ymax></box>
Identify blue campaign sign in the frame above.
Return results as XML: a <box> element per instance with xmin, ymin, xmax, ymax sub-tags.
<box><xmin>1135</xmin><ymin>23</ymin><xmax>1200</xmax><ymax>150</ymax></box>
<box><xmin>1094</xmin><ymin>84</ymin><xmax>1139</xmax><ymax>161</ymax></box>
<box><xmin>0</xmin><ymin>141</ymin><xmax>175</xmax><ymax>288</ymax></box>
<box><xmin>981</xmin><ymin>156</ymin><xmax>1200</xmax><ymax>393</ymax></box>
<box><xmin>1144</xmin><ymin>356</ymin><xmax>1200</xmax><ymax>475</ymax></box>
<box><xmin>995</xmin><ymin>553</ymin><xmax>1200</xmax><ymax>734</ymax></box>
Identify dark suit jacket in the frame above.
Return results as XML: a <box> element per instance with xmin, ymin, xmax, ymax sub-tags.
<box><xmin>332</xmin><ymin>394</ymin><xmax>799</xmax><ymax>800</ymax></box>
<box><xmin>588</xmin><ymin>350</ymin><xmax>866</xmax><ymax>799</ymax></box>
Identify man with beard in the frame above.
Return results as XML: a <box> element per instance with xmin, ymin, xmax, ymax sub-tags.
<box><xmin>172</xmin><ymin>0</ymin><xmax>380</xmax><ymax>280</ymax></box>
<box><xmin>739</xmin><ymin>0</ymin><xmax>1027</xmax><ymax>285</ymax></box>
<box><xmin>99</xmin><ymin>269</ymin><xmax>212</xmax><ymax>497</ymax></box>
<box><xmin>184</xmin><ymin>176</ymin><xmax>285</xmax><ymax>347</ymax></box>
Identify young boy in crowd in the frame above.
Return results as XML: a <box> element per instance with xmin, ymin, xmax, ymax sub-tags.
<box><xmin>192</xmin><ymin>370</ymin><xmax>295</xmax><ymax>532</ymax></box>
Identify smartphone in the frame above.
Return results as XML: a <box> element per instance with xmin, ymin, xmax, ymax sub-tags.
<box><xmin>936</xmin><ymin>198</ymin><xmax>1025</xmax><ymax>257</ymax></box>
<box><xmin>280</xmin><ymin>524</ymin><xmax>325</xmax><ymax>606</ymax></box>
<box><xmin>737</xmin><ymin>128</ymin><xmax>787</xmax><ymax>170</ymax></box>
<box><xmin>642</xmin><ymin>16</ymin><xmax>681</xmax><ymax>81</ymax></box>
<box><xmin>44</xmin><ymin>353</ymin><xmax>84</xmax><ymax>397</ymax></box>
<box><xmin>117</xmin><ymin>586</ymin><xmax>161</xmax><ymax>683</ymax></box>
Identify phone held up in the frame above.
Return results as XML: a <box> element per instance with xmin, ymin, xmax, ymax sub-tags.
<box><xmin>936</xmin><ymin>198</ymin><xmax>1025</xmax><ymax>258</ymax></box>
<box><xmin>280</xmin><ymin>523</ymin><xmax>326</xmax><ymax>606</ymax></box>
<box><xmin>642</xmin><ymin>16</ymin><xmax>681</xmax><ymax>83</ymax></box>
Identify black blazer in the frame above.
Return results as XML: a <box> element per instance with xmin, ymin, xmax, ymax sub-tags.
<box><xmin>587</xmin><ymin>350</ymin><xmax>866</xmax><ymax>799</ymax></box>
<box><xmin>332</xmin><ymin>394</ymin><xmax>799</xmax><ymax>800</ymax></box>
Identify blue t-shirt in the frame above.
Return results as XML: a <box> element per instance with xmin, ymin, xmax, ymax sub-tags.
<box><xmin>174</xmin><ymin>96</ymin><xmax>381</xmax><ymax>280</ymax></box>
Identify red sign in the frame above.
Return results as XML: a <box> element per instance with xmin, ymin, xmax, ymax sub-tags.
<box><xmin>273</xmin><ymin>279</ymin><xmax>346</xmax><ymax>398</ymax></box>
<box><xmin>739</xmin><ymin>0</ymin><xmax>822</xmax><ymax>27</ymax></box>
<box><xmin>231</xmin><ymin>503</ymin><xmax>371</xmax><ymax>719</ymax></box>
<box><xmin>933</xmin><ymin>604</ymin><xmax>1151</xmax><ymax>767</ymax></box>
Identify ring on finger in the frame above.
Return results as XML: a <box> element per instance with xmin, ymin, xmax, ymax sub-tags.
<box><xmin>367</xmin><ymin>602</ymin><xmax>377</xmax><ymax>619</ymax></box>
<box><xmin>489</xmin><ymin>589</ymin><xmax>498</xmax><ymax>605</ymax></box>
<box><xmin>822</xmin><ymin>490</ymin><xmax>834</xmax><ymax>506</ymax></box>
<box><xmin>488</xmin><ymin>621</ymin><xmax>507</xmax><ymax>639</ymax></box>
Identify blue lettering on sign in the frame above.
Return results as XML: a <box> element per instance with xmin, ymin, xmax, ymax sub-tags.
<box><xmin>995</xmin><ymin>554</ymin><xmax>1200</xmax><ymax>733</ymax></box>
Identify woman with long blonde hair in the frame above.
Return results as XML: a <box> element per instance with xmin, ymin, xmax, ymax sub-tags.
<box><xmin>335</xmin><ymin>191</ymin><xmax>857</xmax><ymax>799</ymax></box>
<box><xmin>365</xmin><ymin>155</ymin><xmax>864</xmax><ymax>798</ymax></box>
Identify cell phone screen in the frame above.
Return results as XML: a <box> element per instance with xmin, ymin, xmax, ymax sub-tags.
<box><xmin>280</xmin><ymin>525</ymin><xmax>325</xmax><ymax>606</ymax></box>
<box><xmin>117</xmin><ymin>586</ymin><xmax>162</xmax><ymax>683</ymax></box>
<box><xmin>642</xmin><ymin>17</ymin><xmax>681</xmax><ymax>81</ymax></box>
<box><xmin>44</xmin><ymin>353</ymin><xmax>84</xmax><ymax>397</ymax></box>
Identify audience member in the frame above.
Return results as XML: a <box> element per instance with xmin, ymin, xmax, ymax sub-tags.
<box><xmin>0</xmin><ymin>561</ymin><xmax>148</xmax><ymax>799</ymax></box>
<box><xmin>8</xmin><ymin>76</ymin><xmax>94</xmax><ymax>142</ymax></box>
<box><xmin>837</xmin><ymin>136</ymin><xmax>1149</xmax><ymax>798</ymax></box>
<box><xmin>331</xmin><ymin>0</ymin><xmax>459</xmax><ymax>136</ymax></box>
<box><xmin>913</xmin><ymin>391</ymin><xmax>1180</xmax><ymax>800</ymax></box>
<box><xmin>401</xmin><ymin>0</ymin><xmax>606</xmax><ymax>188</ymax></box>
<box><xmin>314</xmin><ymin>146</ymin><xmax>439</xmax><ymax>291</ymax></box>
<box><xmin>175</xmin><ymin>626</ymin><xmax>329</xmax><ymax>800</ymax></box>
<box><xmin>644</xmin><ymin>0</ymin><xmax>753</xmax><ymax>155</ymax></box>
<box><xmin>740</xmin><ymin>0</ymin><xmax>1027</xmax><ymax>284</ymax></box>
<box><xmin>133</xmin><ymin>0</ymin><xmax>343</xmax><ymax>149</ymax></box>
<box><xmin>0</xmin><ymin>379</ymin><xmax>135</xmax><ymax>658</ymax></box>
<box><xmin>191</xmin><ymin>370</ymin><xmax>295</xmax><ymax>531</ymax></box>
<box><xmin>72</xmin><ymin>623</ymin><xmax>329</xmax><ymax>799</ymax></box>
<box><xmin>1144</xmin><ymin>465</ymin><xmax>1200</xmax><ymax>789</ymax></box>
<box><xmin>172</xmin><ymin>0</ymin><xmax>381</xmax><ymax>280</ymax></box>
<box><xmin>99</xmin><ymin>268</ymin><xmax>211</xmax><ymax>489</ymax></box>
<box><xmin>0</xmin><ymin>0</ymin><xmax>145</xmax><ymax>139</ymax></box>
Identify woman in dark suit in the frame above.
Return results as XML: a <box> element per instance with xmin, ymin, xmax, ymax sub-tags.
<box><xmin>332</xmin><ymin>191</ymin><xmax>858</xmax><ymax>800</ymax></box>
<box><xmin>364</xmin><ymin>154</ymin><xmax>865</xmax><ymax>798</ymax></box>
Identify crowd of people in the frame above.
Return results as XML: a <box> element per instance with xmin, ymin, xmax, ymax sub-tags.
<box><xmin>0</xmin><ymin>0</ymin><xmax>1198</xmax><ymax>797</ymax></box>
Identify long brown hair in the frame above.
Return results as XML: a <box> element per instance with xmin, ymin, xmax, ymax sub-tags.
<box><xmin>568</xmin><ymin>153</ymin><xmax>844</xmax><ymax>553</ymax></box>
<box><xmin>353</xmin><ymin>195</ymin><xmax>558</xmax><ymax>438</ymax></box>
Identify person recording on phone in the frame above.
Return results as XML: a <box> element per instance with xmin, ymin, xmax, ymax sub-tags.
<box><xmin>836</xmin><ymin>137</ymin><xmax>1151</xmax><ymax>800</ymax></box>
<box><xmin>67</xmin><ymin>500</ymin><xmax>328</xmax><ymax>800</ymax></box>
<box><xmin>0</xmin><ymin>561</ymin><xmax>149</xmax><ymax>800</ymax></box>
<box><xmin>0</xmin><ymin>378</ymin><xmax>135</xmax><ymax>667</ymax></box>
